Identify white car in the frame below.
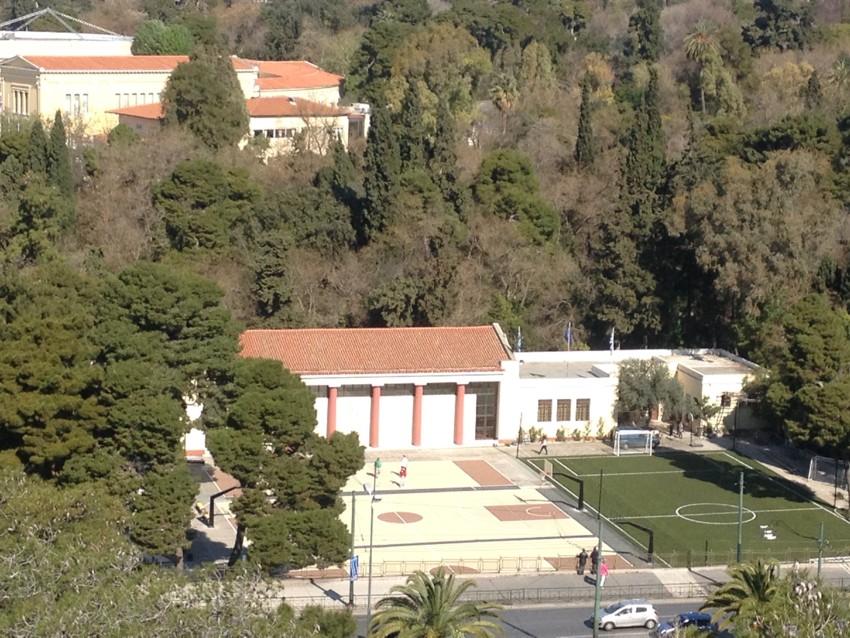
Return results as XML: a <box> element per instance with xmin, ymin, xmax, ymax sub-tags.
<box><xmin>594</xmin><ymin>599</ymin><xmax>659</xmax><ymax>631</ymax></box>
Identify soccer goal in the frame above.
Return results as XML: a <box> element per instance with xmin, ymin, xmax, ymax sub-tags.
<box><xmin>613</xmin><ymin>429</ymin><xmax>654</xmax><ymax>456</ymax></box>
<box><xmin>808</xmin><ymin>455</ymin><xmax>850</xmax><ymax>490</ymax></box>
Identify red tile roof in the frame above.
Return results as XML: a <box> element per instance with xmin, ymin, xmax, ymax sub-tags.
<box><xmin>17</xmin><ymin>55</ymin><xmax>255</xmax><ymax>72</ymax></box>
<box><xmin>244</xmin><ymin>59</ymin><xmax>343</xmax><ymax>89</ymax></box>
<box><xmin>107</xmin><ymin>103</ymin><xmax>163</xmax><ymax>119</ymax></box>
<box><xmin>239</xmin><ymin>326</ymin><xmax>511</xmax><ymax>375</ymax></box>
<box><xmin>247</xmin><ymin>96</ymin><xmax>348</xmax><ymax>117</ymax></box>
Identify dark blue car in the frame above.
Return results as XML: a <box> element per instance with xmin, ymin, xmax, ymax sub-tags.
<box><xmin>655</xmin><ymin>612</ymin><xmax>716</xmax><ymax>636</ymax></box>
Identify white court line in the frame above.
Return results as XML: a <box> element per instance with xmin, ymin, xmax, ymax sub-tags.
<box><xmin>721</xmin><ymin>451</ymin><xmax>754</xmax><ymax>470</ymax></box>
<box><xmin>554</xmin><ymin>458</ymin><xmax>579</xmax><ymax>477</ymax></box>
<box><xmin>623</xmin><ymin>506</ymin><xmax>824</xmax><ymax>521</ymax></box>
<box><xmin>576</xmin><ymin>469</ymin><xmax>722</xmax><ymax>478</ymax></box>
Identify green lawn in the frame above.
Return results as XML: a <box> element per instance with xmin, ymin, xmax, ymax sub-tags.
<box><xmin>529</xmin><ymin>450</ymin><xmax>850</xmax><ymax>567</ymax></box>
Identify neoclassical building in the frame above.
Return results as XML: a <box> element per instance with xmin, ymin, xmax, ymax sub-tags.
<box><xmin>238</xmin><ymin>325</ymin><xmax>760</xmax><ymax>450</ymax></box>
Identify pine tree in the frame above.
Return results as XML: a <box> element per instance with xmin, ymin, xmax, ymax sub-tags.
<box><xmin>625</xmin><ymin>0</ymin><xmax>663</xmax><ymax>62</ymax></box>
<box><xmin>574</xmin><ymin>74</ymin><xmax>595</xmax><ymax>168</ymax></box>
<box><xmin>359</xmin><ymin>107</ymin><xmax>401</xmax><ymax>243</ymax></box>
<box><xmin>28</xmin><ymin>118</ymin><xmax>48</xmax><ymax>175</ymax></box>
<box><xmin>47</xmin><ymin>111</ymin><xmax>74</xmax><ymax>198</ymax></box>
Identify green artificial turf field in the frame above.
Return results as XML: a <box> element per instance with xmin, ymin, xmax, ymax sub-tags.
<box><xmin>529</xmin><ymin>450</ymin><xmax>850</xmax><ymax>567</ymax></box>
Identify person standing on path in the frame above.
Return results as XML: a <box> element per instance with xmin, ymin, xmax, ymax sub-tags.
<box><xmin>590</xmin><ymin>547</ymin><xmax>599</xmax><ymax>575</ymax></box>
<box><xmin>538</xmin><ymin>435</ymin><xmax>548</xmax><ymax>455</ymax></box>
<box><xmin>374</xmin><ymin>458</ymin><xmax>382</xmax><ymax>483</ymax></box>
<box><xmin>576</xmin><ymin>548</ymin><xmax>588</xmax><ymax>575</ymax></box>
<box><xmin>598</xmin><ymin>559</ymin><xmax>609</xmax><ymax>588</ymax></box>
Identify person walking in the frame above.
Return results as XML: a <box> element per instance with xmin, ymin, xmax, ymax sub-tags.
<box><xmin>374</xmin><ymin>458</ymin><xmax>382</xmax><ymax>480</ymax></box>
<box><xmin>577</xmin><ymin>548</ymin><xmax>588</xmax><ymax>575</ymax></box>
<box><xmin>598</xmin><ymin>559</ymin><xmax>609</xmax><ymax>588</ymax></box>
<box><xmin>538</xmin><ymin>435</ymin><xmax>548</xmax><ymax>455</ymax></box>
<box><xmin>399</xmin><ymin>454</ymin><xmax>409</xmax><ymax>487</ymax></box>
<box><xmin>590</xmin><ymin>547</ymin><xmax>599</xmax><ymax>575</ymax></box>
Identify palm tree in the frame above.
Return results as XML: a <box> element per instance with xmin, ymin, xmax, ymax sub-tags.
<box><xmin>700</xmin><ymin>559</ymin><xmax>780</xmax><ymax>630</ymax></box>
<box><xmin>683</xmin><ymin>21</ymin><xmax>722</xmax><ymax>113</ymax></box>
<box><xmin>369</xmin><ymin>567</ymin><xmax>503</xmax><ymax>638</ymax></box>
<box><xmin>489</xmin><ymin>73</ymin><xmax>519</xmax><ymax>136</ymax></box>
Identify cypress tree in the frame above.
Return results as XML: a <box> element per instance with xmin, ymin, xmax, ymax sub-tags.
<box><xmin>428</xmin><ymin>100</ymin><xmax>467</xmax><ymax>218</ymax></box>
<box><xmin>805</xmin><ymin>71</ymin><xmax>823</xmax><ymax>110</ymax></box>
<box><xmin>359</xmin><ymin>107</ymin><xmax>401</xmax><ymax>243</ymax></box>
<box><xmin>398</xmin><ymin>81</ymin><xmax>427</xmax><ymax>169</ymax></box>
<box><xmin>47</xmin><ymin>111</ymin><xmax>74</xmax><ymax>198</ymax></box>
<box><xmin>574</xmin><ymin>74</ymin><xmax>595</xmax><ymax>168</ymax></box>
<box><xmin>625</xmin><ymin>0</ymin><xmax>663</xmax><ymax>62</ymax></box>
<box><xmin>28</xmin><ymin>118</ymin><xmax>48</xmax><ymax>175</ymax></box>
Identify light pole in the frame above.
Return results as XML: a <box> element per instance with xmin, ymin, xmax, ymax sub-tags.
<box><xmin>348</xmin><ymin>491</ymin><xmax>356</xmax><ymax>606</ymax></box>
<box><xmin>737</xmin><ymin>471</ymin><xmax>744</xmax><ymax>563</ymax></box>
<box><xmin>365</xmin><ymin>487</ymin><xmax>381</xmax><ymax>630</ymax></box>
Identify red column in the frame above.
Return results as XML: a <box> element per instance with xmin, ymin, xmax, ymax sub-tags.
<box><xmin>412</xmin><ymin>385</ymin><xmax>424</xmax><ymax>446</ymax></box>
<box><xmin>370</xmin><ymin>386</ymin><xmax>381</xmax><ymax>448</ymax></box>
<box><xmin>454</xmin><ymin>384</ymin><xmax>466</xmax><ymax>445</ymax></box>
<box><xmin>327</xmin><ymin>387</ymin><xmax>338</xmax><ymax>437</ymax></box>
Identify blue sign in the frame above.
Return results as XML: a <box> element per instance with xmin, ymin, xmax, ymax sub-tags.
<box><xmin>350</xmin><ymin>555</ymin><xmax>359</xmax><ymax>581</ymax></box>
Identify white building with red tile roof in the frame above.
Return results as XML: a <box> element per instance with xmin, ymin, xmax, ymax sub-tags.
<box><xmin>237</xmin><ymin>325</ymin><xmax>759</xmax><ymax>450</ymax></box>
<box><xmin>0</xmin><ymin>54</ymin><xmax>360</xmax><ymax>147</ymax></box>
<box><xmin>108</xmin><ymin>95</ymin><xmax>351</xmax><ymax>156</ymax></box>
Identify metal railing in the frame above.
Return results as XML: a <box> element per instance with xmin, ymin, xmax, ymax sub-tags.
<box><xmin>280</xmin><ymin>578</ymin><xmax>850</xmax><ymax>610</ymax></box>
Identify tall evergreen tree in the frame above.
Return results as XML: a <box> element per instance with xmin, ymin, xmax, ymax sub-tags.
<box><xmin>161</xmin><ymin>48</ymin><xmax>249</xmax><ymax>150</ymax></box>
<box><xmin>359</xmin><ymin>107</ymin><xmax>401</xmax><ymax>243</ymax></box>
<box><xmin>805</xmin><ymin>71</ymin><xmax>823</xmax><ymax>110</ymax></box>
<box><xmin>428</xmin><ymin>100</ymin><xmax>467</xmax><ymax>218</ymax></box>
<box><xmin>574</xmin><ymin>73</ymin><xmax>595</xmax><ymax>168</ymax></box>
<box><xmin>47</xmin><ymin>111</ymin><xmax>74</xmax><ymax>198</ymax></box>
<box><xmin>624</xmin><ymin>0</ymin><xmax>663</xmax><ymax>62</ymax></box>
<box><xmin>398</xmin><ymin>80</ymin><xmax>427</xmax><ymax>168</ymax></box>
<box><xmin>28</xmin><ymin>118</ymin><xmax>48</xmax><ymax>175</ymax></box>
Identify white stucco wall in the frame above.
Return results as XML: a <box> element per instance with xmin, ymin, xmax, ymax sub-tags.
<box><xmin>0</xmin><ymin>35</ymin><xmax>133</xmax><ymax>59</ymax></box>
<box><xmin>420</xmin><ymin>390</ymin><xmax>456</xmax><ymax>448</ymax></box>
<box><xmin>378</xmin><ymin>392</ymin><xmax>414</xmax><ymax>449</ymax></box>
<box><xmin>250</xmin><ymin>113</ymin><xmax>349</xmax><ymax>155</ymax></box>
<box><xmin>254</xmin><ymin>86</ymin><xmax>340</xmax><ymax>105</ymax></box>
<box><xmin>336</xmin><ymin>394</ymin><xmax>372</xmax><ymax>445</ymax></box>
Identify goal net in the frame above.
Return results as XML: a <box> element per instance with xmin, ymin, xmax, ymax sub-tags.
<box><xmin>808</xmin><ymin>455</ymin><xmax>850</xmax><ymax>490</ymax></box>
<box><xmin>613</xmin><ymin>429</ymin><xmax>654</xmax><ymax>457</ymax></box>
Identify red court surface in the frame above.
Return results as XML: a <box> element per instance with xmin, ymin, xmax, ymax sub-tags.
<box><xmin>454</xmin><ymin>460</ymin><xmax>514</xmax><ymax>486</ymax></box>
<box><xmin>485</xmin><ymin>503</ymin><xmax>569</xmax><ymax>521</ymax></box>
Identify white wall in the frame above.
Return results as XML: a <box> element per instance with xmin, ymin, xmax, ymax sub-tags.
<box><xmin>336</xmin><ymin>395</ymin><xmax>371</xmax><ymax>446</ymax></box>
<box><xmin>0</xmin><ymin>36</ymin><xmax>132</xmax><ymax>59</ymax></box>
<box><xmin>420</xmin><ymin>392</ymin><xmax>456</xmax><ymax>448</ymax></box>
<box><xmin>378</xmin><ymin>393</ymin><xmax>414</xmax><ymax>449</ymax></box>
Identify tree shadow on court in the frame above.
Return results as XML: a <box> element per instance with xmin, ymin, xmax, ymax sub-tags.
<box><xmin>662</xmin><ymin>451</ymin><xmax>819</xmax><ymax>504</ymax></box>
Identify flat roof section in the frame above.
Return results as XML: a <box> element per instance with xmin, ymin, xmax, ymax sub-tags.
<box><xmin>661</xmin><ymin>353</ymin><xmax>755</xmax><ymax>378</ymax></box>
<box><xmin>519</xmin><ymin>361</ymin><xmax>606</xmax><ymax>379</ymax></box>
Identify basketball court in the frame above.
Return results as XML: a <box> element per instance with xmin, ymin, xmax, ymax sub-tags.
<box><xmin>339</xmin><ymin>453</ymin><xmax>625</xmax><ymax>577</ymax></box>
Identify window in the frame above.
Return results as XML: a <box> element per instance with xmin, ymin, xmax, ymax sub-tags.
<box><xmin>12</xmin><ymin>87</ymin><xmax>29</xmax><ymax>115</ymax></box>
<box><xmin>537</xmin><ymin>400</ymin><xmax>552</xmax><ymax>422</ymax></box>
<box><xmin>73</xmin><ymin>94</ymin><xmax>80</xmax><ymax>114</ymax></box>
<box><xmin>309</xmin><ymin>385</ymin><xmax>327</xmax><ymax>399</ymax></box>
<box><xmin>116</xmin><ymin>93</ymin><xmax>122</xmax><ymax>107</ymax></box>
<box><xmin>82</xmin><ymin>94</ymin><xmax>88</xmax><ymax>114</ymax></box>
<box><xmin>576</xmin><ymin>399</ymin><xmax>590</xmax><ymax>421</ymax></box>
<box><xmin>557</xmin><ymin>399</ymin><xmax>572</xmax><ymax>422</ymax></box>
<box><xmin>65</xmin><ymin>94</ymin><xmax>72</xmax><ymax>113</ymax></box>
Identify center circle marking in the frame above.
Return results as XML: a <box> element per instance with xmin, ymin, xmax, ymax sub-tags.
<box><xmin>676</xmin><ymin>502</ymin><xmax>756</xmax><ymax>525</ymax></box>
<box><xmin>378</xmin><ymin>511</ymin><xmax>422</xmax><ymax>524</ymax></box>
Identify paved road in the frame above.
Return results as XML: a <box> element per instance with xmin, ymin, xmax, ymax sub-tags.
<box><xmin>355</xmin><ymin>600</ymin><xmax>708</xmax><ymax>638</ymax></box>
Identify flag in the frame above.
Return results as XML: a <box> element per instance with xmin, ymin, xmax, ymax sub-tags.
<box><xmin>563</xmin><ymin>322</ymin><xmax>573</xmax><ymax>350</ymax></box>
<box><xmin>609</xmin><ymin>327</ymin><xmax>615</xmax><ymax>354</ymax></box>
<box><xmin>516</xmin><ymin>326</ymin><xmax>523</xmax><ymax>352</ymax></box>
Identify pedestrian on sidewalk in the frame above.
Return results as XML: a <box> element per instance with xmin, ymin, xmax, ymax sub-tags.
<box><xmin>590</xmin><ymin>547</ymin><xmax>599</xmax><ymax>575</ymax></box>
<box><xmin>538</xmin><ymin>435</ymin><xmax>548</xmax><ymax>455</ymax></box>
<box><xmin>576</xmin><ymin>548</ymin><xmax>588</xmax><ymax>575</ymax></box>
<box><xmin>599</xmin><ymin>559</ymin><xmax>609</xmax><ymax>588</ymax></box>
<box><xmin>374</xmin><ymin>458</ymin><xmax>382</xmax><ymax>480</ymax></box>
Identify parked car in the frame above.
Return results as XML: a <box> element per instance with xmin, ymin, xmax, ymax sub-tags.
<box><xmin>594</xmin><ymin>599</ymin><xmax>659</xmax><ymax>631</ymax></box>
<box><xmin>654</xmin><ymin>612</ymin><xmax>716</xmax><ymax>636</ymax></box>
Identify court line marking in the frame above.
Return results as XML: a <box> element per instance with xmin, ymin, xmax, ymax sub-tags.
<box><xmin>553</xmin><ymin>458</ymin><xmax>579</xmax><ymax>477</ymax></box>
<box><xmin>575</xmin><ymin>469</ymin><xmax>725</xmax><ymax>478</ymax></box>
<box><xmin>721</xmin><ymin>451</ymin><xmax>754</xmax><ymax>470</ymax></box>
<box><xmin>622</xmin><ymin>506</ymin><xmax>823</xmax><ymax>521</ymax></box>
